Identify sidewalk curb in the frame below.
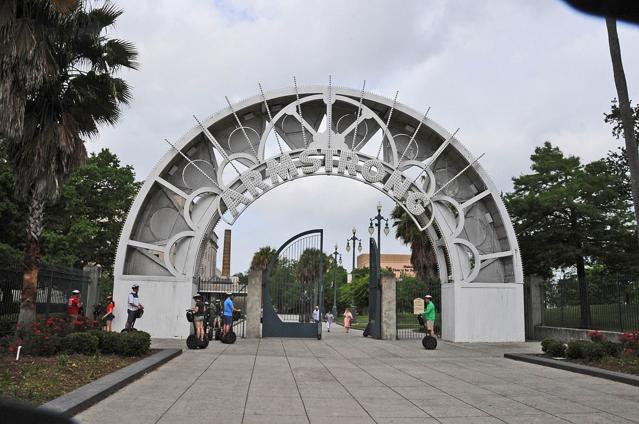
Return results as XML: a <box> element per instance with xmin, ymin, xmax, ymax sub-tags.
<box><xmin>41</xmin><ymin>348</ymin><xmax>182</xmax><ymax>417</ymax></box>
<box><xmin>504</xmin><ymin>353</ymin><xmax>639</xmax><ymax>387</ymax></box>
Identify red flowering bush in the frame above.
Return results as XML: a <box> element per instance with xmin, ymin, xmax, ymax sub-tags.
<box><xmin>619</xmin><ymin>331</ymin><xmax>639</xmax><ymax>357</ymax></box>
<box><xmin>587</xmin><ymin>330</ymin><xmax>606</xmax><ymax>343</ymax></box>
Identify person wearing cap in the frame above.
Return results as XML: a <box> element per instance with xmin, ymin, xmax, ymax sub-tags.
<box><xmin>422</xmin><ymin>295</ymin><xmax>436</xmax><ymax>337</ymax></box>
<box><xmin>67</xmin><ymin>289</ymin><xmax>83</xmax><ymax>321</ymax></box>
<box><xmin>193</xmin><ymin>294</ymin><xmax>206</xmax><ymax>342</ymax></box>
<box><xmin>223</xmin><ymin>292</ymin><xmax>239</xmax><ymax>336</ymax></box>
<box><xmin>125</xmin><ymin>284</ymin><xmax>144</xmax><ymax>330</ymax></box>
<box><xmin>102</xmin><ymin>295</ymin><xmax>115</xmax><ymax>332</ymax></box>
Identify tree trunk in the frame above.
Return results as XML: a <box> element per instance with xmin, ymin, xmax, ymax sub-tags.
<box><xmin>606</xmin><ymin>17</ymin><xmax>639</xmax><ymax>245</ymax></box>
<box><xmin>17</xmin><ymin>190</ymin><xmax>45</xmax><ymax>326</ymax></box>
<box><xmin>576</xmin><ymin>253</ymin><xmax>590</xmax><ymax>329</ymax></box>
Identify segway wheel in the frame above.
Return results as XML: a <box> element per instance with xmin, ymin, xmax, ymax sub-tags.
<box><xmin>224</xmin><ymin>331</ymin><xmax>237</xmax><ymax>344</ymax></box>
<box><xmin>186</xmin><ymin>335</ymin><xmax>198</xmax><ymax>350</ymax></box>
<box><xmin>197</xmin><ymin>336</ymin><xmax>209</xmax><ymax>349</ymax></box>
<box><xmin>422</xmin><ymin>335</ymin><xmax>437</xmax><ymax>350</ymax></box>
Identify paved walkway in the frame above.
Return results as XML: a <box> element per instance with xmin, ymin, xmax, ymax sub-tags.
<box><xmin>76</xmin><ymin>325</ymin><xmax>639</xmax><ymax>424</ymax></box>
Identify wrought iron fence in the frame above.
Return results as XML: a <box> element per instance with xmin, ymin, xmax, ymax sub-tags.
<box><xmin>0</xmin><ymin>257</ymin><xmax>90</xmax><ymax>335</ymax></box>
<box><xmin>197</xmin><ymin>276</ymin><xmax>247</xmax><ymax>338</ymax></box>
<box><xmin>396</xmin><ymin>279</ymin><xmax>441</xmax><ymax>339</ymax></box>
<box><xmin>542</xmin><ymin>273</ymin><xmax>639</xmax><ymax>332</ymax></box>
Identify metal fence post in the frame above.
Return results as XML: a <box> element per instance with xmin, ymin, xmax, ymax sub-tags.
<box><xmin>45</xmin><ymin>270</ymin><xmax>53</xmax><ymax>319</ymax></box>
<box><xmin>617</xmin><ymin>274</ymin><xmax>623</xmax><ymax>332</ymax></box>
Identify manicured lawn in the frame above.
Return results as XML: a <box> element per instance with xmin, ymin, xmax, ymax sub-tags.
<box><xmin>0</xmin><ymin>353</ymin><xmax>144</xmax><ymax>404</ymax></box>
<box><xmin>543</xmin><ymin>303</ymin><xmax>639</xmax><ymax>331</ymax></box>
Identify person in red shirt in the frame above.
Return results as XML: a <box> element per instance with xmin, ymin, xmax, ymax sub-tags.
<box><xmin>102</xmin><ymin>295</ymin><xmax>115</xmax><ymax>332</ymax></box>
<box><xmin>67</xmin><ymin>289</ymin><xmax>83</xmax><ymax>320</ymax></box>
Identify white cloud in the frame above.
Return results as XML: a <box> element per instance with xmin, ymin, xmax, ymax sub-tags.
<box><xmin>91</xmin><ymin>0</ymin><xmax>639</xmax><ymax>274</ymax></box>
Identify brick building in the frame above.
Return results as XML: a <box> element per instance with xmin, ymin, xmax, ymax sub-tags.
<box><xmin>356</xmin><ymin>253</ymin><xmax>414</xmax><ymax>278</ymax></box>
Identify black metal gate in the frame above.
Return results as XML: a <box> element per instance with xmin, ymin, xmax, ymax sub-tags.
<box><xmin>262</xmin><ymin>229</ymin><xmax>324</xmax><ymax>338</ymax></box>
<box><xmin>365</xmin><ymin>237</ymin><xmax>382</xmax><ymax>339</ymax></box>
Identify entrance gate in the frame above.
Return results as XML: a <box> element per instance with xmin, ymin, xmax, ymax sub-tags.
<box><xmin>262</xmin><ymin>229</ymin><xmax>324</xmax><ymax>338</ymax></box>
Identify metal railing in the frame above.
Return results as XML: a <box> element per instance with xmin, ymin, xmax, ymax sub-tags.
<box><xmin>0</xmin><ymin>257</ymin><xmax>90</xmax><ymax>335</ymax></box>
<box><xmin>542</xmin><ymin>273</ymin><xmax>639</xmax><ymax>332</ymax></box>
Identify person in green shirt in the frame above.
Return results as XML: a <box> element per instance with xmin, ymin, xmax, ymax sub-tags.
<box><xmin>422</xmin><ymin>294</ymin><xmax>436</xmax><ymax>336</ymax></box>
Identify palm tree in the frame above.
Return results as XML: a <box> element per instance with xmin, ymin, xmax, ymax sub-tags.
<box><xmin>606</xmin><ymin>17</ymin><xmax>639</xmax><ymax>245</ymax></box>
<box><xmin>8</xmin><ymin>2</ymin><xmax>138</xmax><ymax>325</ymax></box>
<box><xmin>391</xmin><ymin>205</ymin><xmax>438</xmax><ymax>292</ymax></box>
<box><xmin>250</xmin><ymin>246</ymin><xmax>277</xmax><ymax>272</ymax></box>
<box><xmin>296</xmin><ymin>248</ymin><xmax>323</xmax><ymax>322</ymax></box>
<box><xmin>0</xmin><ymin>0</ymin><xmax>80</xmax><ymax>141</ymax></box>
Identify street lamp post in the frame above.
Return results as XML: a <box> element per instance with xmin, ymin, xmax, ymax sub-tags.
<box><xmin>368</xmin><ymin>201</ymin><xmax>390</xmax><ymax>284</ymax></box>
<box><xmin>331</xmin><ymin>244</ymin><xmax>341</xmax><ymax>317</ymax></box>
<box><xmin>345</xmin><ymin>227</ymin><xmax>362</xmax><ymax>321</ymax></box>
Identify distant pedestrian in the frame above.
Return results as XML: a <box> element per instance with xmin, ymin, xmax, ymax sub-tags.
<box><xmin>324</xmin><ymin>311</ymin><xmax>334</xmax><ymax>332</ymax></box>
<box><xmin>67</xmin><ymin>289</ymin><xmax>83</xmax><ymax>321</ymax></box>
<box><xmin>312</xmin><ymin>306</ymin><xmax>320</xmax><ymax>322</ymax></box>
<box><xmin>125</xmin><ymin>284</ymin><xmax>144</xmax><ymax>330</ymax></box>
<box><xmin>102</xmin><ymin>295</ymin><xmax>115</xmax><ymax>332</ymax></box>
<box><xmin>343</xmin><ymin>308</ymin><xmax>353</xmax><ymax>333</ymax></box>
<box><xmin>422</xmin><ymin>294</ymin><xmax>436</xmax><ymax>337</ymax></box>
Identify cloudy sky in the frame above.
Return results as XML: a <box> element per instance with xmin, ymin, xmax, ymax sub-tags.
<box><xmin>92</xmin><ymin>0</ymin><xmax>639</xmax><ymax>274</ymax></box>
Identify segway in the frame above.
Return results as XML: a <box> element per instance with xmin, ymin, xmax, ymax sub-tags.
<box><xmin>417</xmin><ymin>315</ymin><xmax>437</xmax><ymax>350</ymax></box>
<box><xmin>220</xmin><ymin>309</ymin><xmax>241</xmax><ymax>344</ymax></box>
<box><xmin>185</xmin><ymin>309</ymin><xmax>209</xmax><ymax>349</ymax></box>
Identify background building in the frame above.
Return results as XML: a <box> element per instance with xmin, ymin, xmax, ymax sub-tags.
<box><xmin>356</xmin><ymin>253</ymin><xmax>414</xmax><ymax>278</ymax></box>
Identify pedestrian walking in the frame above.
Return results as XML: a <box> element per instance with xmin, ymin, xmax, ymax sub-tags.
<box><xmin>102</xmin><ymin>295</ymin><xmax>115</xmax><ymax>332</ymax></box>
<box><xmin>125</xmin><ymin>284</ymin><xmax>144</xmax><ymax>330</ymax></box>
<box><xmin>343</xmin><ymin>308</ymin><xmax>353</xmax><ymax>333</ymax></box>
<box><xmin>324</xmin><ymin>311</ymin><xmax>334</xmax><ymax>332</ymax></box>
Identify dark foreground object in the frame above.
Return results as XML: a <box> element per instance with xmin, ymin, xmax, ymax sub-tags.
<box><xmin>505</xmin><ymin>353</ymin><xmax>639</xmax><ymax>387</ymax></box>
<box><xmin>41</xmin><ymin>348</ymin><xmax>182</xmax><ymax>416</ymax></box>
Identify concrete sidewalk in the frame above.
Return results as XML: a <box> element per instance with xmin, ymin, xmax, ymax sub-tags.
<box><xmin>76</xmin><ymin>325</ymin><xmax>639</xmax><ymax>424</ymax></box>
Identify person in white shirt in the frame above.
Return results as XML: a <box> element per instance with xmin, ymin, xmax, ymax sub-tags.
<box><xmin>125</xmin><ymin>284</ymin><xmax>144</xmax><ymax>330</ymax></box>
<box><xmin>324</xmin><ymin>311</ymin><xmax>334</xmax><ymax>332</ymax></box>
<box><xmin>312</xmin><ymin>306</ymin><xmax>320</xmax><ymax>322</ymax></box>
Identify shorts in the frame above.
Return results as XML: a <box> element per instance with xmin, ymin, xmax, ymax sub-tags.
<box><xmin>426</xmin><ymin>320</ymin><xmax>434</xmax><ymax>332</ymax></box>
<box><xmin>224</xmin><ymin>315</ymin><xmax>233</xmax><ymax>325</ymax></box>
<box><xmin>194</xmin><ymin>315</ymin><xmax>204</xmax><ymax>322</ymax></box>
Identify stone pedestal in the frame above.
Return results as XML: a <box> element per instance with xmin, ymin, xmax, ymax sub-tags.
<box><xmin>82</xmin><ymin>265</ymin><xmax>102</xmax><ymax>318</ymax></box>
<box><xmin>381</xmin><ymin>275</ymin><xmax>396</xmax><ymax>340</ymax></box>
<box><xmin>246</xmin><ymin>270</ymin><xmax>262</xmax><ymax>338</ymax></box>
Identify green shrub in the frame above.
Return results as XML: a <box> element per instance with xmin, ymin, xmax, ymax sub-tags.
<box><xmin>99</xmin><ymin>332</ymin><xmax>122</xmax><ymax>354</ymax></box>
<box><xmin>116</xmin><ymin>331</ymin><xmax>151</xmax><ymax>356</ymax></box>
<box><xmin>566</xmin><ymin>340</ymin><xmax>591</xmax><ymax>359</ymax></box>
<box><xmin>546</xmin><ymin>340</ymin><xmax>566</xmax><ymax>357</ymax></box>
<box><xmin>62</xmin><ymin>332</ymin><xmax>99</xmax><ymax>355</ymax></box>
<box><xmin>582</xmin><ymin>342</ymin><xmax>607</xmax><ymax>361</ymax></box>
<box><xmin>541</xmin><ymin>337</ymin><xmax>557</xmax><ymax>353</ymax></box>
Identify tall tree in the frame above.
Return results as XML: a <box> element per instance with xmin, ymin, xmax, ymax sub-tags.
<box><xmin>0</xmin><ymin>0</ymin><xmax>79</xmax><ymax>141</ymax></box>
<box><xmin>505</xmin><ymin>142</ymin><xmax>629</xmax><ymax>328</ymax></box>
<box><xmin>391</xmin><ymin>205</ymin><xmax>438</xmax><ymax>292</ymax></box>
<box><xmin>42</xmin><ymin>149</ymin><xmax>139</xmax><ymax>271</ymax></box>
<box><xmin>249</xmin><ymin>246</ymin><xmax>277</xmax><ymax>272</ymax></box>
<box><xmin>8</xmin><ymin>2</ymin><xmax>138</xmax><ymax>325</ymax></box>
<box><xmin>606</xmin><ymin>17</ymin><xmax>639</xmax><ymax>244</ymax></box>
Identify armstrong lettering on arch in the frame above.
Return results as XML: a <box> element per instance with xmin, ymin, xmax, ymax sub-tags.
<box><xmin>217</xmin><ymin>148</ymin><xmax>432</xmax><ymax>227</ymax></box>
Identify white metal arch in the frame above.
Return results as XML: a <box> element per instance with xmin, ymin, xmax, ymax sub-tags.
<box><xmin>112</xmin><ymin>84</ymin><xmax>524</xmax><ymax>342</ymax></box>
